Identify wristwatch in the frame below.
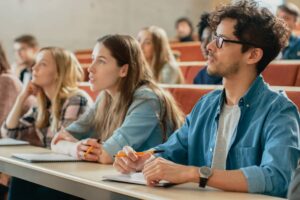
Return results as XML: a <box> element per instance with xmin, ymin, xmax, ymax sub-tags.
<box><xmin>198</xmin><ymin>166</ymin><xmax>213</xmax><ymax>188</ymax></box>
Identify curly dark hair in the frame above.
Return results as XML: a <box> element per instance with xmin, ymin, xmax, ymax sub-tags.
<box><xmin>197</xmin><ymin>12</ymin><xmax>210</xmax><ymax>41</ymax></box>
<box><xmin>209</xmin><ymin>0</ymin><xmax>289</xmax><ymax>74</ymax></box>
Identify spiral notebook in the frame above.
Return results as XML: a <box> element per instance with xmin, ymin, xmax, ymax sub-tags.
<box><xmin>102</xmin><ymin>172</ymin><xmax>173</xmax><ymax>187</ymax></box>
<box><xmin>0</xmin><ymin>138</ymin><xmax>29</xmax><ymax>146</ymax></box>
<box><xmin>12</xmin><ymin>153</ymin><xmax>81</xmax><ymax>163</ymax></box>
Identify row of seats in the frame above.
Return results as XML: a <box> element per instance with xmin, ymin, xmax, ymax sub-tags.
<box><xmin>74</xmin><ymin>41</ymin><xmax>206</xmax><ymax>64</ymax></box>
<box><xmin>181</xmin><ymin>60</ymin><xmax>300</xmax><ymax>86</ymax></box>
<box><xmin>78</xmin><ymin>82</ymin><xmax>300</xmax><ymax>115</ymax></box>
<box><xmin>79</xmin><ymin>60</ymin><xmax>300</xmax><ymax>87</ymax></box>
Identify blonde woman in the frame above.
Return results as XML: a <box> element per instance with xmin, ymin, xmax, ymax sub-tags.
<box><xmin>52</xmin><ymin>34</ymin><xmax>184</xmax><ymax>165</ymax></box>
<box><xmin>4</xmin><ymin>47</ymin><xmax>92</xmax><ymax>200</ymax></box>
<box><xmin>1</xmin><ymin>47</ymin><xmax>92</xmax><ymax>147</ymax></box>
<box><xmin>137</xmin><ymin>26</ymin><xmax>184</xmax><ymax>84</ymax></box>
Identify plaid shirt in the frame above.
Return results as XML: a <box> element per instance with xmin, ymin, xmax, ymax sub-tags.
<box><xmin>1</xmin><ymin>91</ymin><xmax>92</xmax><ymax>148</ymax></box>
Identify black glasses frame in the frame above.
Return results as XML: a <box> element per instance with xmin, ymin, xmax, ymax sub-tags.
<box><xmin>213</xmin><ymin>34</ymin><xmax>259</xmax><ymax>49</ymax></box>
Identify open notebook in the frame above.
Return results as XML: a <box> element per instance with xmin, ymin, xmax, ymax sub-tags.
<box><xmin>0</xmin><ymin>138</ymin><xmax>29</xmax><ymax>146</ymax></box>
<box><xmin>12</xmin><ymin>153</ymin><xmax>81</xmax><ymax>163</ymax></box>
<box><xmin>102</xmin><ymin>172</ymin><xmax>173</xmax><ymax>187</ymax></box>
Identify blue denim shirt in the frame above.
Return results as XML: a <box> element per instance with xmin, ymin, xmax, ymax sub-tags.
<box><xmin>155</xmin><ymin>75</ymin><xmax>300</xmax><ymax>197</ymax></box>
<box><xmin>282</xmin><ymin>34</ymin><xmax>300</xmax><ymax>59</ymax></box>
<box><xmin>193</xmin><ymin>66</ymin><xmax>223</xmax><ymax>85</ymax></box>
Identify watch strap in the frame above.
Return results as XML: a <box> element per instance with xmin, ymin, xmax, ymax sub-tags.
<box><xmin>199</xmin><ymin>177</ymin><xmax>208</xmax><ymax>188</ymax></box>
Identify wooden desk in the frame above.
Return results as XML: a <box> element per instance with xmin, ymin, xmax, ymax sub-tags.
<box><xmin>0</xmin><ymin>145</ymin><xmax>285</xmax><ymax>200</ymax></box>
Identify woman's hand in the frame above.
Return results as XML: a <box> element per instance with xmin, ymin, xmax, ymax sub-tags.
<box><xmin>52</xmin><ymin>127</ymin><xmax>77</xmax><ymax>145</ymax></box>
<box><xmin>113</xmin><ymin>146</ymin><xmax>153</xmax><ymax>174</ymax></box>
<box><xmin>77</xmin><ymin>138</ymin><xmax>102</xmax><ymax>162</ymax></box>
<box><xmin>19</xmin><ymin>81</ymin><xmax>40</xmax><ymax>102</ymax></box>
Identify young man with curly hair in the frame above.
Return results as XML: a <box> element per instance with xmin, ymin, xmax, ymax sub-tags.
<box><xmin>113</xmin><ymin>0</ymin><xmax>300</xmax><ymax>197</ymax></box>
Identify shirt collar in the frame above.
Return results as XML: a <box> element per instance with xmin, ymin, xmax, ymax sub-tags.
<box><xmin>216</xmin><ymin>75</ymin><xmax>266</xmax><ymax>112</ymax></box>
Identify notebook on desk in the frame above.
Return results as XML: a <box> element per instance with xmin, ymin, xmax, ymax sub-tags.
<box><xmin>0</xmin><ymin>138</ymin><xmax>29</xmax><ymax>146</ymax></box>
<box><xmin>12</xmin><ymin>153</ymin><xmax>81</xmax><ymax>163</ymax></box>
<box><xmin>102</xmin><ymin>172</ymin><xmax>173</xmax><ymax>187</ymax></box>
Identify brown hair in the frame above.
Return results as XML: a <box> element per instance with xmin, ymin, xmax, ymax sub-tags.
<box><xmin>93</xmin><ymin>35</ymin><xmax>184</xmax><ymax>141</ymax></box>
<box><xmin>0</xmin><ymin>43</ymin><xmax>10</xmax><ymax>74</ymax></box>
<box><xmin>209</xmin><ymin>0</ymin><xmax>289</xmax><ymax>74</ymax></box>
<box><xmin>14</xmin><ymin>35</ymin><xmax>38</xmax><ymax>48</ymax></box>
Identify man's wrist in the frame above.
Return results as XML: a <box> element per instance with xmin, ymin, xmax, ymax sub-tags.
<box><xmin>187</xmin><ymin>166</ymin><xmax>200</xmax><ymax>183</ymax></box>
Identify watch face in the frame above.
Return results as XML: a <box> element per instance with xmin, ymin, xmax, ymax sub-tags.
<box><xmin>200</xmin><ymin>166</ymin><xmax>212</xmax><ymax>177</ymax></box>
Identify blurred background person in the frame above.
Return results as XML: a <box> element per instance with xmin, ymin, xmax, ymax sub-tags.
<box><xmin>13</xmin><ymin>34</ymin><xmax>39</xmax><ymax>85</ymax></box>
<box><xmin>277</xmin><ymin>3</ymin><xmax>300</xmax><ymax>59</ymax></box>
<box><xmin>137</xmin><ymin>26</ymin><xmax>184</xmax><ymax>84</ymax></box>
<box><xmin>193</xmin><ymin>12</ymin><xmax>222</xmax><ymax>84</ymax></box>
<box><xmin>173</xmin><ymin>17</ymin><xmax>197</xmax><ymax>42</ymax></box>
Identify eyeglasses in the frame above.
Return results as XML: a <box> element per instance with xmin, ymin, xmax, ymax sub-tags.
<box><xmin>212</xmin><ymin>34</ymin><xmax>259</xmax><ymax>49</ymax></box>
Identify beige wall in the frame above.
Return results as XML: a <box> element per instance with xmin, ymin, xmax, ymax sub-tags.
<box><xmin>0</xmin><ymin>0</ymin><xmax>217</xmax><ymax>62</ymax></box>
<box><xmin>289</xmin><ymin>0</ymin><xmax>300</xmax><ymax>9</ymax></box>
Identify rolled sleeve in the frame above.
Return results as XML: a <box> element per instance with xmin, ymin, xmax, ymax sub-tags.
<box><xmin>241</xmin><ymin>166</ymin><xmax>266</xmax><ymax>193</ymax></box>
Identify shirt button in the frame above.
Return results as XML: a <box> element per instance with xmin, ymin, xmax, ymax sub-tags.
<box><xmin>246</xmin><ymin>104</ymin><xmax>250</xmax><ymax>107</ymax></box>
<box><xmin>210</xmin><ymin>148</ymin><xmax>213</xmax><ymax>152</ymax></box>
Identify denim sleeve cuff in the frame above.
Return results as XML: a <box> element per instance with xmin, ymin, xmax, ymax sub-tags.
<box><xmin>102</xmin><ymin>133</ymin><xmax>128</xmax><ymax>159</ymax></box>
<box><xmin>241</xmin><ymin>166</ymin><xmax>266</xmax><ymax>193</ymax></box>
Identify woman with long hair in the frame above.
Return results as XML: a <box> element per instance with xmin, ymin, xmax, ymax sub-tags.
<box><xmin>137</xmin><ymin>26</ymin><xmax>184</xmax><ymax>84</ymax></box>
<box><xmin>1</xmin><ymin>47</ymin><xmax>92</xmax><ymax>147</ymax></box>
<box><xmin>3</xmin><ymin>47</ymin><xmax>92</xmax><ymax>200</ymax></box>
<box><xmin>52</xmin><ymin>34</ymin><xmax>184</xmax><ymax>164</ymax></box>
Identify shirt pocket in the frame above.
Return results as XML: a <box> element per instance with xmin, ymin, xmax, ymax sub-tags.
<box><xmin>231</xmin><ymin>147</ymin><xmax>260</xmax><ymax>167</ymax></box>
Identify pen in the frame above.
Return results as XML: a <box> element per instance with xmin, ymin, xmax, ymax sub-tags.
<box><xmin>84</xmin><ymin>139</ymin><xmax>101</xmax><ymax>158</ymax></box>
<box><xmin>113</xmin><ymin>150</ymin><xmax>165</xmax><ymax>158</ymax></box>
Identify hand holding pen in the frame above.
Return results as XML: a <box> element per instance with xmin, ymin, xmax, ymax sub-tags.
<box><xmin>77</xmin><ymin>138</ymin><xmax>102</xmax><ymax>162</ymax></box>
<box><xmin>113</xmin><ymin>146</ymin><xmax>162</xmax><ymax>174</ymax></box>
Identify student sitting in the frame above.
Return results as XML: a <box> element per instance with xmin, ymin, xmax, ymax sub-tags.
<box><xmin>13</xmin><ymin>35</ymin><xmax>39</xmax><ymax>85</ymax></box>
<box><xmin>113</xmin><ymin>1</ymin><xmax>300</xmax><ymax>198</ymax></box>
<box><xmin>1</xmin><ymin>47</ymin><xmax>92</xmax><ymax>147</ymax></box>
<box><xmin>51</xmin><ymin>34</ymin><xmax>184</xmax><ymax>164</ymax></box>
<box><xmin>137</xmin><ymin>26</ymin><xmax>184</xmax><ymax>84</ymax></box>
<box><xmin>0</xmin><ymin>43</ymin><xmax>23</xmax><ymax>200</ymax></box>
<box><xmin>2</xmin><ymin>47</ymin><xmax>92</xmax><ymax>200</ymax></box>
<box><xmin>173</xmin><ymin>17</ymin><xmax>197</xmax><ymax>42</ymax></box>
<box><xmin>277</xmin><ymin>3</ymin><xmax>300</xmax><ymax>59</ymax></box>
<box><xmin>193</xmin><ymin>12</ymin><xmax>222</xmax><ymax>85</ymax></box>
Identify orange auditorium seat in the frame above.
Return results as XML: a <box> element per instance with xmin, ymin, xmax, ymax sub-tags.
<box><xmin>78</xmin><ymin>82</ymin><xmax>98</xmax><ymax>101</ymax></box>
<box><xmin>262</xmin><ymin>61</ymin><xmax>300</xmax><ymax>86</ymax></box>
<box><xmin>170</xmin><ymin>42</ymin><xmax>205</xmax><ymax>62</ymax></box>
<box><xmin>74</xmin><ymin>49</ymin><xmax>93</xmax><ymax>64</ymax></box>
<box><xmin>162</xmin><ymin>84</ymin><xmax>300</xmax><ymax>115</ymax></box>
<box><xmin>179</xmin><ymin>61</ymin><xmax>207</xmax><ymax>84</ymax></box>
<box><xmin>161</xmin><ymin>84</ymin><xmax>220</xmax><ymax>114</ymax></box>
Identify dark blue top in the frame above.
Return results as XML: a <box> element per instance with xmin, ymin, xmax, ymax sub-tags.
<box><xmin>193</xmin><ymin>66</ymin><xmax>222</xmax><ymax>85</ymax></box>
<box><xmin>282</xmin><ymin>34</ymin><xmax>300</xmax><ymax>59</ymax></box>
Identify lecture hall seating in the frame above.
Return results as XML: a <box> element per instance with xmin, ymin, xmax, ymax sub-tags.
<box><xmin>170</xmin><ymin>41</ymin><xmax>205</xmax><ymax>62</ymax></box>
<box><xmin>180</xmin><ymin>60</ymin><xmax>300</xmax><ymax>86</ymax></box>
<box><xmin>79</xmin><ymin>82</ymin><xmax>300</xmax><ymax>115</ymax></box>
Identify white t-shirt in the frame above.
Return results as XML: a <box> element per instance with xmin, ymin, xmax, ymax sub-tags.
<box><xmin>211</xmin><ymin>103</ymin><xmax>241</xmax><ymax>170</ymax></box>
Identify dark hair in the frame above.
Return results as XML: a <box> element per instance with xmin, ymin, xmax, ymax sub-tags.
<box><xmin>197</xmin><ymin>12</ymin><xmax>210</xmax><ymax>41</ymax></box>
<box><xmin>0</xmin><ymin>43</ymin><xmax>10</xmax><ymax>74</ymax></box>
<box><xmin>278</xmin><ymin>3</ymin><xmax>300</xmax><ymax>18</ymax></box>
<box><xmin>14</xmin><ymin>34</ymin><xmax>38</xmax><ymax>48</ymax></box>
<box><xmin>175</xmin><ymin>17</ymin><xmax>194</xmax><ymax>35</ymax></box>
<box><xmin>209</xmin><ymin>0</ymin><xmax>289</xmax><ymax>74</ymax></box>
